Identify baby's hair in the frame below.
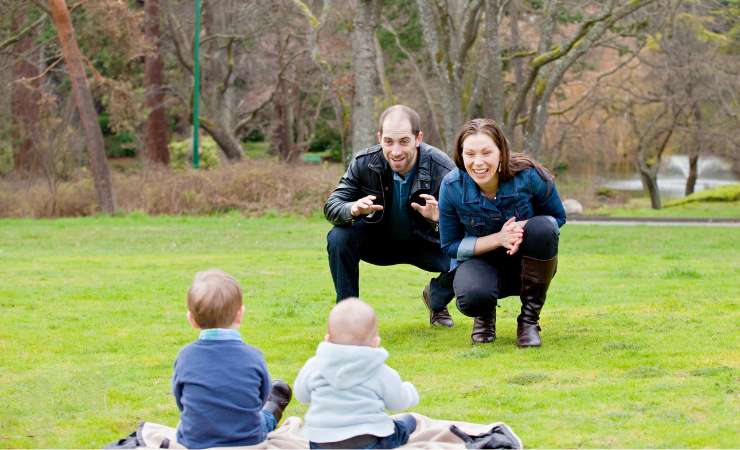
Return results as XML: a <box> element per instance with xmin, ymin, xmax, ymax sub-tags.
<box><xmin>328</xmin><ymin>298</ymin><xmax>378</xmax><ymax>346</ymax></box>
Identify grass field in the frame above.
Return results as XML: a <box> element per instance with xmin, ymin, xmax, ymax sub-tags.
<box><xmin>0</xmin><ymin>213</ymin><xmax>738</xmax><ymax>448</ymax></box>
<box><xmin>587</xmin><ymin>200</ymin><xmax>740</xmax><ymax>219</ymax></box>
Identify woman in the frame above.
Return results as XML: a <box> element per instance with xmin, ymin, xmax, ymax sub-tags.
<box><xmin>438</xmin><ymin>119</ymin><xmax>566</xmax><ymax>346</ymax></box>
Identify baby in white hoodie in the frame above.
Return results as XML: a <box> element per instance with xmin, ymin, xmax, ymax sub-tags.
<box><xmin>294</xmin><ymin>298</ymin><xmax>419</xmax><ymax>449</ymax></box>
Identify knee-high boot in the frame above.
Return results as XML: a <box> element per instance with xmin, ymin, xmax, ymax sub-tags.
<box><xmin>517</xmin><ymin>255</ymin><xmax>557</xmax><ymax>347</ymax></box>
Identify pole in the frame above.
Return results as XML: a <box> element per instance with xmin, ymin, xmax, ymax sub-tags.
<box><xmin>191</xmin><ymin>0</ymin><xmax>202</xmax><ymax>168</ymax></box>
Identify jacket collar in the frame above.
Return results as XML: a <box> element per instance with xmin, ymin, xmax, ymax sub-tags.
<box><xmin>461</xmin><ymin>170</ymin><xmax>517</xmax><ymax>204</ymax></box>
<box><xmin>368</xmin><ymin>143</ymin><xmax>432</xmax><ymax>192</ymax></box>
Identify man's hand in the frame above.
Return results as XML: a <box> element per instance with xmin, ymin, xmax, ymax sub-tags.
<box><xmin>351</xmin><ymin>195</ymin><xmax>384</xmax><ymax>217</ymax></box>
<box><xmin>411</xmin><ymin>194</ymin><xmax>440</xmax><ymax>223</ymax></box>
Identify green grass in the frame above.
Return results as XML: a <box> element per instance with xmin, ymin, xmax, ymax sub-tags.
<box><xmin>0</xmin><ymin>214</ymin><xmax>738</xmax><ymax>448</ymax></box>
<box><xmin>586</xmin><ymin>184</ymin><xmax>740</xmax><ymax>218</ymax></box>
<box><xmin>665</xmin><ymin>184</ymin><xmax>740</xmax><ymax>206</ymax></box>
<box><xmin>588</xmin><ymin>198</ymin><xmax>740</xmax><ymax>218</ymax></box>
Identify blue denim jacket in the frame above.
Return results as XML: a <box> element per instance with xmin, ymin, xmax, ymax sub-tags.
<box><xmin>438</xmin><ymin>167</ymin><xmax>566</xmax><ymax>261</ymax></box>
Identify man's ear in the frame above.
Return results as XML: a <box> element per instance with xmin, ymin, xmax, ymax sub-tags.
<box><xmin>415</xmin><ymin>131</ymin><xmax>424</xmax><ymax>147</ymax></box>
<box><xmin>187</xmin><ymin>311</ymin><xmax>200</xmax><ymax>329</ymax></box>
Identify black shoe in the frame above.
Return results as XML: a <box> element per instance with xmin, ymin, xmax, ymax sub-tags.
<box><xmin>423</xmin><ymin>284</ymin><xmax>454</xmax><ymax>328</ymax></box>
<box><xmin>262</xmin><ymin>380</ymin><xmax>292</xmax><ymax>423</ymax></box>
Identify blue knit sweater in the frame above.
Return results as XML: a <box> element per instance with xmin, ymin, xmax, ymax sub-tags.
<box><xmin>172</xmin><ymin>333</ymin><xmax>271</xmax><ymax>449</ymax></box>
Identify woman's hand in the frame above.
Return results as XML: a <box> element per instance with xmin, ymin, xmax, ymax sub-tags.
<box><xmin>497</xmin><ymin>217</ymin><xmax>524</xmax><ymax>255</ymax></box>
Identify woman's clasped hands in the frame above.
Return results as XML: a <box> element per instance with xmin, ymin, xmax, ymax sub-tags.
<box><xmin>497</xmin><ymin>216</ymin><xmax>524</xmax><ymax>255</ymax></box>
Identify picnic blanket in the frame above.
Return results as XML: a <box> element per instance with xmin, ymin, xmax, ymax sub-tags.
<box><xmin>116</xmin><ymin>413</ymin><xmax>522</xmax><ymax>449</ymax></box>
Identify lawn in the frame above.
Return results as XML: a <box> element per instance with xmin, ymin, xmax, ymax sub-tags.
<box><xmin>0</xmin><ymin>213</ymin><xmax>738</xmax><ymax>448</ymax></box>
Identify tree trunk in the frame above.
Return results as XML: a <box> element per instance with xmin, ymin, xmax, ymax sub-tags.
<box><xmin>639</xmin><ymin>169</ymin><xmax>662</xmax><ymax>209</ymax></box>
<box><xmin>10</xmin><ymin>7</ymin><xmax>41</xmax><ymax>174</ymax></box>
<box><xmin>200</xmin><ymin>118</ymin><xmax>243</xmax><ymax>160</ymax></box>
<box><xmin>48</xmin><ymin>0</ymin><xmax>115</xmax><ymax>213</ymax></box>
<box><xmin>144</xmin><ymin>0</ymin><xmax>169</xmax><ymax>165</ymax></box>
<box><xmin>685</xmin><ymin>104</ymin><xmax>702</xmax><ymax>196</ymax></box>
<box><xmin>351</xmin><ymin>0</ymin><xmax>377</xmax><ymax>152</ymax></box>
<box><xmin>483</xmin><ymin>0</ymin><xmax>504</xmax><ymax>123</ymax></box>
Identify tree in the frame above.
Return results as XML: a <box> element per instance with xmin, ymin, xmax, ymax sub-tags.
<box><xmin>351</xmin><ymin>0</ymin><xmax>379</xmax><ymax>152</ymax></box>
<box><xmin>48</xmin><ymin>0</ymin><xmax>115</xmax><ymax>213</ymax></box>
<box><xmin>143</xmin><ymin>0</ymin><xmax>169</xmax><ymax>165</ymax></box>
<box><xmin>9</xmin><ymin>5</ymin><xmax>42</xmax><ymax>174</ymax></box>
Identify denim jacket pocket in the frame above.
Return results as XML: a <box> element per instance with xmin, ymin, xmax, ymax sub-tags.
<box><xmin>461</xmin><ymin>212</ymin><xmax>503</xmax><ymax>236</ymax></box>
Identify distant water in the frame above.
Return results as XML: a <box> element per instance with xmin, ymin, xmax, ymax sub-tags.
<box><xmin>603</xmin><ymin>155</ymin><xmax>738</xmax><ymax>198</ymax></box>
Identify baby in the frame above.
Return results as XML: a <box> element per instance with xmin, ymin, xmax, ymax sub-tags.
<box><xmin>294</xmin><ymin>298</ymin><xmax>418</xmax><ymax>449</ymax></box>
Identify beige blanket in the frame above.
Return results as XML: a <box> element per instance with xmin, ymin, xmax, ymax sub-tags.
<box><xmin>138</xmin><ymin>413</ymin><xmax>522</xmax><ymax>449</ymax></box>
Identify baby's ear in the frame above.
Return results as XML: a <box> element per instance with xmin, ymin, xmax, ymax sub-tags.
<box><xmin>371</xmin><ymin>335</ymin><xmax>381</xmax><ymax>348</ymax></box>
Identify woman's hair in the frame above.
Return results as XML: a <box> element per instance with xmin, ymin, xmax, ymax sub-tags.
<box><xmin>452</xmin><ymin>118</ymin><xmax>554</xmax><ymax>183</ymax></box>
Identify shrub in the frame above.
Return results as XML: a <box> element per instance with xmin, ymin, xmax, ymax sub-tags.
<box><xmin>169</xmin><ymin>136</ymin><xmax>221</xmax><ymax>170</ymax></box>
<box><xmin>0</xmin><ymin>159</ymin><xmax>344</xmax><ymax>218</ymax></box>
<box><xmin>0</xmin><ymin>144</ymin><xmax>13</xmax><ymax>176</ymax></box>
<box><xmin>665</xmin><ymin>184</ymin><xmax>740</xmax><ymax>207</ymax></box>
<box><xmin>308</xmin><ymin>122</ymin><xmax>342</xmax><ymax>162</ymax></box>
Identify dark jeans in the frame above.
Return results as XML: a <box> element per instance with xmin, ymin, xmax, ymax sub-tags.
<box><xmin>454</xmin><ymin>216</ymin><xmax>559</xmax><ymax>318</ymax></box>
<box><xmin>327</xmin><ymin>222</ymin><xmax>454</xmax><ymax>310</ymax></box>
<box><xmin>309</xmin><ymin>415</ymin><xmax>417</xmax><ymax>449</ymax></box>
<box><xmin>259</xmin><ymin>410</ymin><xmax>277</xmax><ymax>441</ymax></box>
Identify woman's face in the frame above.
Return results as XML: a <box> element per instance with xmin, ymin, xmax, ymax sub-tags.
<box><xmin>461</xmin><ymin>133</ymin><xmax>501</xmax><ymax>191</ymax></box>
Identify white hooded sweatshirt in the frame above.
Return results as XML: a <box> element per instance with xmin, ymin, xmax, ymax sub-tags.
<box><xmin>293</xmin><ymin>341</ymin><xmax>419</xmax><ymax>443</ymax></box>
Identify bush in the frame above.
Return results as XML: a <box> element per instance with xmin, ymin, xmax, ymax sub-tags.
<box><xmin>99</xmin><ymin>111</ymin><xmax>136</xmax><ymax>158</ymax></box>
<box><xmin>169</xmin><ymin>136</ymin><xmax>221</xmax><ymax>170</ymax></box>
<box><xmin>0</xmin><ymin>159</ymin><xmax>344</xmax><ymax>218</ymax></box>
<box><xmin>308</xmin><ymin>122</ymin><xmax>342</xmax><ymax>162</ymax></box>
<box><xmin>0</xmin><ymin>145</ymin><xmax>13</xmax><ymax>176</ymax></box>
<box><xmin>665</xmin><ymin>184</ymin><xmax>740</xmax><ymax>207</ymax></box>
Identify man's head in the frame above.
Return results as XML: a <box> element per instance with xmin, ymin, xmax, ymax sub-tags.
<box><xmin>377</xmin><ymin>105</ymin><xmax>423</xmax><ymax>176</ymax></box>
<box><xmin>326</xmin><ymin>297</ymin><xmax>380</xmax><ymax>347</ymax></box>
<box><xmin>187</xmin><ymin>269</ymin><xmax>244</xmax><ymax>329</ymax></box>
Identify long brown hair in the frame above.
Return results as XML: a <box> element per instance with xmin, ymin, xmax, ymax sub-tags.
<box><xmin>452</xmin><ymin>118</ymin><xmax>554</xmax><ymax>183</ymax></box>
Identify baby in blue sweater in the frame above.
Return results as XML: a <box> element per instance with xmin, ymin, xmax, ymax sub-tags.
<box><xmin>294</xmin><ymin>298</ymin><xmax>419</xmax><ymax>449</ymax></box>
<box><xmin>172</xmin><ymin>269</ymin><xmax>292</xmax><ymax>449</ymax></box>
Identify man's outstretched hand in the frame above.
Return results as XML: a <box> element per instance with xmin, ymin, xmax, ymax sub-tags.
<box><xmin>411</xmin><ymin>194</ymin><xmax>440</xmax><ymax>223</ymax></box>
<box><xmin>351</xmin><ymin>195</ymin><xmax>384</xmax><ymax>217</ymax></box>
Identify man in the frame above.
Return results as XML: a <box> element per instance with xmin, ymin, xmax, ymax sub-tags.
<box><xmin>324</xmin><ymin>105</ymin><xmax>455</xmax><ymax>327</ymax></box>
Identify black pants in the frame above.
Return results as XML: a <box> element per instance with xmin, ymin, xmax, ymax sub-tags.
<box><xmin>327</xmin><ymin>221</ymin><xmax>454</xmax><ymax>309</ymax></box>
<box><xmin>454</xmin><ymin>216</ymin><xmax>559</xmax><ymax>318</ymax></box>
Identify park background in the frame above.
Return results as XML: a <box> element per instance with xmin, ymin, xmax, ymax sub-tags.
<box><xmin>0</xmin><ymin>0</ymin><xmax>738</xmax><ymax>448</ymax></box>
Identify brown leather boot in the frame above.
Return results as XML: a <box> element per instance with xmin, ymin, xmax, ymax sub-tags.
<box><xmin>423</xmin><ymin>284</ymin><xmax>454</xmax><ymax>328</ymax></box>
<box><xmin>262</xmin><ymin>380</ymin><xmax>292</xmax><ymax>423</ymax></box>
<box><xmin>517</xmin><ymin>255</ymin><xmax>557</xmax><ymax>348</ymax></box>
<box><xmin>471</xmin><ymin>313</ymin><xmax>496</xmax><ymax>344</ymax></box>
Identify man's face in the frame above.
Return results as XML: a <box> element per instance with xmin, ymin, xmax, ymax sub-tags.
<box><xmin>377</xmin><ymin>117</ymin><xmax>421</xmax><ymax>176</ymax></box>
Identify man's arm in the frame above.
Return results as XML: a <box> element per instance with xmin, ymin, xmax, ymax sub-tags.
<box><xmin>324</xmin><ymin>159</ymin><xmax>363</xmax><ymax>226</ymax></box>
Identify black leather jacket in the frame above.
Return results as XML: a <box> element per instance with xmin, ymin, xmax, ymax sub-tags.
<box><xmin>324</xmin><ymin>143</ymin><xmax>455</xmax><ymax>244</ymax></box>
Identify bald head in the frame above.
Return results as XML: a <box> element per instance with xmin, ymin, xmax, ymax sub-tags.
<box><xmin>377</xmin><ymin>105</ymin><xmax>421</xmax><ymax>137</ymax></box>
<box><xmin>327</xmin><ymin>298</ymin><xmax>379</xmax><ymax>346</ymax></box>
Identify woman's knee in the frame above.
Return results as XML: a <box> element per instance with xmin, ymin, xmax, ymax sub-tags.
<box><xmin>455</xmin><ymin>284</ymin><xmax>497</xmax><ymax>317</ymax></box>
<box><xmin>521</xmin><ymin>215</ymin><xmax>559</xmax><ymax>259</ymax></box>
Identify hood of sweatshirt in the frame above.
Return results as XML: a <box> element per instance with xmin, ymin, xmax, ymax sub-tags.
<box><xmin>313</xmin><ymin>341</ymin><xmax>389</xmax><ymax>390</ymax></box>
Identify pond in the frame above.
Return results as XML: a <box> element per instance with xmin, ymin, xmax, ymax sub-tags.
<box><xmin>602</xmin><ymin>155</ymin><xmax>738</xmax><ymax>198</ymax></box>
